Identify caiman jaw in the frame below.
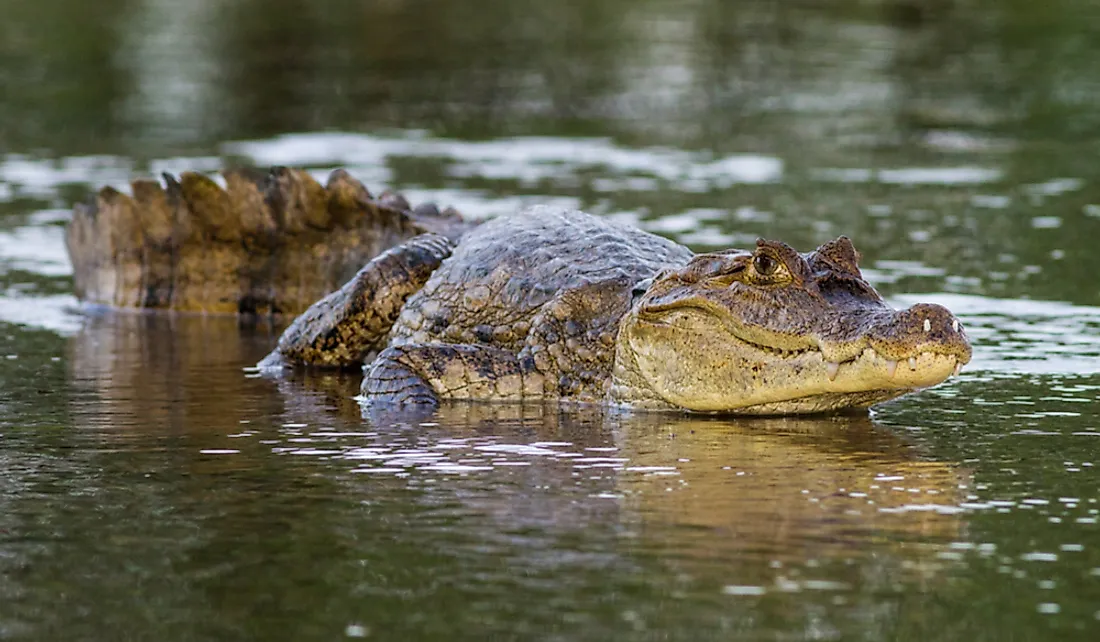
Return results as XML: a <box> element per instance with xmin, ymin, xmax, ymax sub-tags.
<box><xmin>612</xmin><ymin>235</ymin><xmax>973</xmax><ymax>415</ymax></box>
<box><xmin>618</xmin><ymin>289</ymin><xmax>972</xmax><ymax>415</ymax></box>
<box><xmin>813</xmin><ymin>345</ymin><xmax>964</xmax><ymax>389</ymax></box>
<box><xmin>650</xmin><ymin>298</ymin><xmax>971</xmax><ymax>390</ymax></box>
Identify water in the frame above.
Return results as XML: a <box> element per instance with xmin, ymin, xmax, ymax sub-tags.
<box><xmin>2</xmin><ymin>0</ymin><xmax>1100</xmax><ymax>639</ymax></box>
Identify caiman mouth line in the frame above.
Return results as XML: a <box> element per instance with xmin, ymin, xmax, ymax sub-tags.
<box><xmin>814</xmin><ymin>346</ymin><xmax>964</xmax><ymax>383</ymax></box>
<box><xmin>641</xmin><ymin>303</ymin><xmax>967</xmax><ymax>383</ymax></box>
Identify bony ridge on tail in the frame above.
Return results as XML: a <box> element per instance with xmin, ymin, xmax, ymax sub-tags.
<box><xmin>260</xmin><ymin>205</ymin><xmax>971</xmax><ymax>415</ymax></box>
<box><xmin>64</xmin><ymin>167</ymin><xmax>470</xmax><ymax>316</ymax></box>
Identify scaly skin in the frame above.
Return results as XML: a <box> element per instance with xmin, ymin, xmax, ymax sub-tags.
<box><xmin>266</xmin><ymin>206</ymin><xmax>971</xmax><ymax>415</ymax></box>
<box><xmin>384</xmin><ymin>207</ymin><xmax>692</xmax><ymax>400</ymax></box>
<box><xmin>65</xmin><ymin>167</ymin><xmax>471</xmax><ymax>316</ymax></box>
<box><xmin>260</xmin><ymin>233</ymin><xmax>456</xmax><ymax>368</ymax></box>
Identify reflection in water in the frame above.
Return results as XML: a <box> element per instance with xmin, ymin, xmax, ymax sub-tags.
<box><xmin>368</xmin><ymin>405</ymin><xmax>970</xmax><ymax>589</ymax></box>
<box><xmin>615</xmin><ymin>414</ymin><xmax>965</xmax><ymax>566</ymax></box>
<box><xmin>48</xmin><ymin>313</ymin><xmax>976</xmax><ymax>638</ymax></box>
<box><xmin>68</xmin><ymin>311</ymin><xmax>282</xmax><ymax>433</ymax></box>
<box><xmin>70</xmin><ymin>312</ymin><xmax>967</xmax><ymax>572</ymax></box>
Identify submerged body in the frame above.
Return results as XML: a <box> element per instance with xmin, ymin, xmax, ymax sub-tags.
<box><xmin>266</xmin><ymin>206</ymin><xmax>971</xmax><ymax>415</ymax></box>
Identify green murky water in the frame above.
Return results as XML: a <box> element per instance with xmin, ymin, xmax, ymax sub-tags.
<box><xmin>2</xmin><ymin>1</ymin><xmax>1100</xmax><ymax>639</ymax></box>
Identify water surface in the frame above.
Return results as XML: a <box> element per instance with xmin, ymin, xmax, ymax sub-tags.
<box><xmin>2</xmin><ymin>0</ymin><xmax>1100</xmax><ymax>639</ymax></box>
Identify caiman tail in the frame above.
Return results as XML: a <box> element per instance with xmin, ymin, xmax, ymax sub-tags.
<box><xmin>65</xmin><ymin>167</ymin><xmax>472</xmax><ymax>316</ymax></box>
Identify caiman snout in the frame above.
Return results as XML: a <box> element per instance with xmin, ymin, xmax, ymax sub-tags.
<box><xmin>859</xmin><ymin>302</ymin><xmax>971</xmax><ymax>380</ymax></box>
<box><xmin>808</xmin><ymin>302</ymin><xmax>970</xmax><ymax>392</ymax></box>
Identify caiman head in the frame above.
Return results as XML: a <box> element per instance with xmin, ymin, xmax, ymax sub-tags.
<box><xmin>612</xmin><ymin>237</ymin><xmax>971</xmax><ymax>414</ymax></box>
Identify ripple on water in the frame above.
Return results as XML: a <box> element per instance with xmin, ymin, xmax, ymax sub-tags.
<box><xmin>226</xmin><ymin>132</ymin><xmax>784</xmax><ymax>193</ymax></box>
<box><xmin>722</xmin><ymin>585</ymin><xmax>767</xmax><ymax>596</ymax></box>
<box><xmin>261</xmin><ymin>430</ymin><xmax>635</xmax><ymax>480</ymax></box>
<box><xmin>3</xmin><ymin>133</ymin><xmax>778</xmax><ymax>226</ymax></box>
<box><xmin>0</xmin><ymin>154</ymin><xmax>134</xmax><ymax>198</ymax></box>
<box><xmin>0</xmin><ymin>224</ymin><xmax>72</xmax><ymax>277</ymax></box>
<box><xmin>811</xmin><ymin>166</ymin><xmax>1002</xmax><ymax>185</ymax></box>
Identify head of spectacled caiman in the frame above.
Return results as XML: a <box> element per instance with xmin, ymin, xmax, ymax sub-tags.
<box><xmin>613</xmin><ymin>236</ymin><xmax>971</xmax><ymax>414</ymax></box>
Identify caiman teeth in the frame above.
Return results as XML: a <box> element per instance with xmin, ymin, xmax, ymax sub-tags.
<box><xmin>952</xmin><ymin>319</ymin><xmax>959</xmax><ymax>332</ymax></box>
<box><xmin>923</xmin><ymin>319</ymin><xmax>931</xmax><ymax>333</ymax></box>
<box><xmin>821</xmin><ymin>348</ymin><xmax>959</xmax><ymax>383</ymax></box>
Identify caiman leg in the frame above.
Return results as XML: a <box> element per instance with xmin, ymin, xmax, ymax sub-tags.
<box><xmin>362</xmin><ymin>344</ymin><xmax>546</xmax><ymax>405</ymax></box>
<box><xmin>259</xmin><ymin>233</ymin><xmax>454</xmax><ymax>368</ymax></box>
<box><xmin>361</xmin><ymin>275</ymin><xmax>637</xmax><ymax>405</ymax></box>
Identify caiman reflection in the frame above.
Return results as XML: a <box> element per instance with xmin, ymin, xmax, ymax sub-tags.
<box><xmin>68</xmin><ymin>314</ymin><xmax>967</xmax><ymax>570</ymax></box>
<box><xmin>407</xmin><ymin>404</ymin><xmax>968</xmax><ymax>568</ymax></box>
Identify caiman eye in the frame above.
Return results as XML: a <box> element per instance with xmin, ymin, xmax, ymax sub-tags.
<box><xmin>753</xmin><ymin>253</ymin><xmax>778</xmax><ymax>276</ymax></box>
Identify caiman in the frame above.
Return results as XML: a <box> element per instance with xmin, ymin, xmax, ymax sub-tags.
<box><xmin>257</xmin><ymin>202</ymin><xmax>972</xmax><ymax>415</ymax></box>
<box><xmin>65</xmin><ymin>167</ymin><xmax>971</xmax><ymax>415</ymax></box>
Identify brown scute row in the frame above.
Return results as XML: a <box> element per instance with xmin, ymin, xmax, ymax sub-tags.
<box><xmin>65</xmin><ymin>167</ymin><xmax>470</xmax><ymax>316</ymax></box>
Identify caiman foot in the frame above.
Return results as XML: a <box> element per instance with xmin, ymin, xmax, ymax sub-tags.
<box><xmin>361</xmin><ymin>344</ymin><xmax>545</xmax><ymax>405</ymax></box>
